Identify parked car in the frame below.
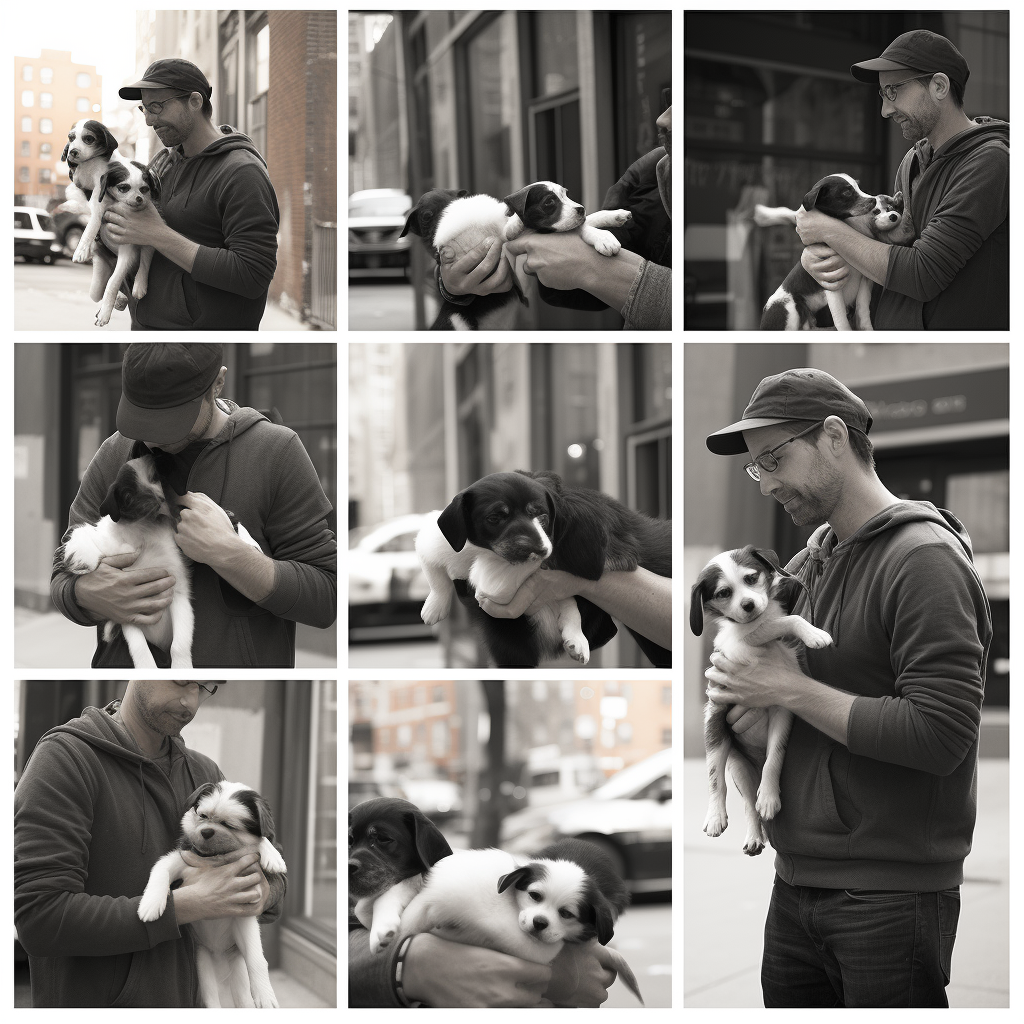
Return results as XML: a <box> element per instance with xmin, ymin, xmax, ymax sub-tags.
<box><xmin>14</xmin><ymin>207</ymin><xmax>62</xmax><ymax>264</ymax></box>
<box><xmin>349</xmin><ymin>514</ymin><xmax>432</xmax><ymax>637</ymax></box>
<box><xmin>500</xmin><ymin>746</ymin><xmax>672</xmax><ymax>892</ymax></box>
<box><xmin>49</xmin><ymin>205</ymin><xmax>90</xmax><ymax>258</ymax></box>
<box><xmin>401</xmin><ymin>779</ymin><xmax>464</xmax><ymax>823</ymax></box>
<box><xmin>349</xmin><ymin>189</ymin><xmax>412</xmax><ymax>278</ymax></box>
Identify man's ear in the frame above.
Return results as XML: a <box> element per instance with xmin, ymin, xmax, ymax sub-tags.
<box><xmin>822</xmin><ymin>415</ymin><xmax>848</xmax><ymax>452</ymax></box>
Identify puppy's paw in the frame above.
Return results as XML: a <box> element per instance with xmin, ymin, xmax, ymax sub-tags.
<box><xmin>132</xmin><ymin>279</ymin><xmax>148</xmax><ymax>301</ymax></box>
<box><xmin>94</xmin><ymin>307</ymin><xmax>112</xmax><ymax>327</ymax></box>
<box><xmin>250</xmin><ymin>985</ymin><xmax>279</xmax><ymax>1009</ymax></box>
<box><xmin>421</xmin><ymin>591</ymin><xmax>451</xmax><ymax>625</ymax></box>
<box><xmin>72</xmin><ymin>242</ymin><xmax>93</xmax><ymax>263</ymax></box>
<box><xmin>369</xmin><ymin>915</ymin><xmax>402</xmax><ymax>955</ymax></box>
<box><xmin>138</xmin><ymin>887</ymin><xmax>169</xmax><ymax>922</ymax></box>
<box><xmin>115</xmin><ymin>293</ymin><xmax>129</xmax><ymax>309</ymax></box>
<box><xmin>801</xmin><ymin>626</ymin><xmax>833</xmax><ymax>649</ymax></box>
<box><xmin>563</xmin><ymin>632</ymin><xmax>590</xmax><ymax>664</ymax></box>
<box><xmin>169</xmin><ymin>654</ymin><xmax>193</xmax><ymax>670</ymax></box>
<box><xmin>756</xmin><ymin>786</ymin><xmax>781</xmax><ymax>820</ymax></box>
<box><xmin>593</xmin><ymin>232</ymin><xmax>621</xmax><ymax>256</ymax></box>
<box><xmin>607</xmin><ymin>209</ymin><xmax>632</xmax><ymax>226</ymax></box>
<box><xmin>703</xmin><ymin>807</ymin><xmax>727</xmax><ymax>838</ymax></box>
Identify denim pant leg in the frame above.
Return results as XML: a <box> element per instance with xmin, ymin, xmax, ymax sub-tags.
<box><xmin>819</xmin><ymin>887</ymin><xmax>961</xmax><ymax>1007</ymax></box>
<box><xmin>762</xmin><ymin>876</ymin><xmax>960</xmax><ymax>1008</ymax></box>
<box><xmin>762</xmin><ymin>877</ymin><xmax>842</xmax><ymax>1007</ymax></box>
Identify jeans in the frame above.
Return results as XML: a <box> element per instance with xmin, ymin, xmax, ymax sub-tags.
<box><xmin>762</xmin><ymin>875</ymin><xmax>960</xmax><ymax>1007</ymax></box>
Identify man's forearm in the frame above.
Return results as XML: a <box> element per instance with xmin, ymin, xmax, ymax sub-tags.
<box><xmin>208</xmin><ymin>540</ymin><xmax>277</xmax><ymax>604</ymax></box>
<box><xmin>776</xmin><ymin>668</ymin><xmax>856</xmax><ymax>744</ymax></box>
<box><xmin>575</xmin><ymin>567</ymin><xmax>672</xmax><ymax>650</ymax></box>
<box><xmin>152</xmin><ymin>222</ymin><xmax>200</xmax><ymax>273</ymax></box>
<box><xmin>818</xmin><ymin>220</ymin><xmax>892</xmax><ymax>286</ymax></box>
<box><xmin>579</xmin><ymin>249</ymin><xmax>645</xmax><ymax>310</ymax></box>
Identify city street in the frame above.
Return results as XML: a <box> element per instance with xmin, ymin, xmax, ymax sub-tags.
<box><xmin>349</xmin><ymin>278</ymin><xmax>421</xmax><ymax>330</ymax></box>
<box><xmin>683</xmin><ymin>757</ymin><xmax>1009</xmax><ymax>1007</ymax></box>
<box><xmin>348</xmin><ymin>637</ymin><xmax>444</xmax><ymax>669</ymax></box>
<box><xmin>14</xmin><ymin>261</ymin><xmax>312</xmax><ymax>331</ymax></box>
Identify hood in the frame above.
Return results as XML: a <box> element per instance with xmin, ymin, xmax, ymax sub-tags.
<box><xmin>164</xmin><ymin>124</ymin><xmax>268</xmax><ymax>168</ymax></box>
<box><xmin>912</xmin><ymin>116</ymin><xmax>1009</xmax><ymax>171</ymax></box>
<box><xmin>43</xmin><ymin>704</ymin><xmax>152</xmax><ymax>766</ymax></box>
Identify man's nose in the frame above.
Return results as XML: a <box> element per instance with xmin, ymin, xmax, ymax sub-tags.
<box><xmin>759</xmin><ymin>473</ymin><xmax>780</xmax><ymax>498</ymax></box>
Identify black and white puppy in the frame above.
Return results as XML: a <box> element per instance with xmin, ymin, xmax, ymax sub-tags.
<box><xmin>416</xmin><ymin>469</ymin><xmax>672</xmax><ymax>668</ymax></box>
<box><xmin>91</xmin><ymin>160</ymin><xmax>160</xmax><ymax>327</ymax></box>
<box><xmin>61</xmin><ymin>454</ymin><xmax>261</xmax><ymax>669</ymax></box>
<box><xmin>62</xmin><ymin>119</ymin><xmax>126</xmax><ymax>264</ymax></box>
<box><xmin>396</xmin><ymin>840</ymin><xmax>643</xmax><ymax>1004</ymax></box>
<box><xmin>400</xmin><ymin>184</ymin><xmax>632</xmax><ymax>330</ymax></box>
<box><xmin>348</xmin><ymin>797</ymin><xmax>453</xmax><ymax>955</ymax></box>
<box><xmin>138</xmin><ymin>781</ymin><xmax>287</xmax><ymax>1008</ymax></box>
<box><xmin>690</xmin><ymin>546</ymin><xmax>832</xmax><ymax>855</ymax></box>
<box><xmin>753</xmin><ymin>173</ymin><xmax>915</xmax><ymax>330</ymax></box>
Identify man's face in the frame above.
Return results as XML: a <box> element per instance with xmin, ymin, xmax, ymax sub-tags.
<box><xmin>132</xmin><ymin>680</ymin><xmax>204</xmax><ymax>737</ymax></box>
<box><xmin>143</xmin><ymin>392</ymin><xmax>214</xmax><ymax>454</ymax></box>
<box><xmin>140</xmin><ymin>88</ymin><xmax>199</xmax><ymax>148</ymax></box>
<box><xmin>878</xmin><ymin>70</ymin><xmax>941</xmax><ymax>143</ymax></box>
<box><xmin>742</xmin><ymin>423</ymin><xmax>843</xmax><ymax>528</ymax></box>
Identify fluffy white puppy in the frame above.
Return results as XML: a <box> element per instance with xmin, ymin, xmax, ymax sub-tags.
<box><xmin>138</xmin><ymin>781</ymin><xmax>287</xmax><ymax>1008</ymax></box>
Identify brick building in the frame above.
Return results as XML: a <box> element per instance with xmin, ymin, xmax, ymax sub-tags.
<box><xmin>15</xmin><ymin>50</ymin><xmax>101</xmax><ymax>207</ymax></box>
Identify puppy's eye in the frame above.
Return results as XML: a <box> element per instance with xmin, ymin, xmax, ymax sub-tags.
<box><xmin>744</xmin><ymin>573</ymin><xmax>759</xmax><ymax>585</ymax></box>
<box><xmin>529</xmin><ymin>891</ymin><xmax>543</xmax><ymax>903</ymax></box>
<box><xmin>377</xmin><ymin>835</ymin><xmax>394</xmax><ymax>846</ymax></box>
<box><xmin>713</xmin><ymin>588</ymin><xmax>731</xmax><ymax>601</ymax></box>
<box><xmin>558</xmin><ymin>909</ymin><xmax>575</xmax><ymax>920</ymax></box>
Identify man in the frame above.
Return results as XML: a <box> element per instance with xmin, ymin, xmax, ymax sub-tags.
<box><xmin>104</xmin><ymin>58</ymin><xmax>279</xmax><ymax>330</ymax></box>
<box><xmin>50</xmin><ymin>343</ymin><xmax>336</xmax><ymax>668</ymax></box>
<box><xmin>796</xmin><ymin>30</ymin><xmax>1008</xmax><ymax>329</ymax></box>
<box><xmin>703</xmin><ymin>368</ymin><xmax>992</xmax><ymax>1007</ymax></box>
<box><xmin>14</xmin><ymin>681</ymin><xmax>285</xmax><ymax>1007</ymax></box>
<box><xmin>441</xmin><ymin>99</ymin><xmax>672</xmax><ymax>331</ymax></box>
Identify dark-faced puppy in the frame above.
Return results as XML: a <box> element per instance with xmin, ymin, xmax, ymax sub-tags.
<box><xmin>349</xmin><ymin>797</ymin><xmax>453</xmax><ymax>954</ymax></box>
<box><xmin>416</xmin><ymin>469</ymin><xmax>672</xmax><ymax>668</ymax></box>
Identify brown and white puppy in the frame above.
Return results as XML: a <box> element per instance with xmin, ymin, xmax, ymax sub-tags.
<box><xmin>61</xmin><ymin>454</ymin><xmax>260</xmax><ymax>668</ymax></box>
<box><xmin>690</xmin><ymin>545</ymin><xmax>832</xmax><ymax>855</ymax></box>
<box><xmin>91</xmin><ymin>160</ymin><xmax>160</xmax><ymax>327</ymax></box>
<box><xmin>138</xmin><ymin>781</ymin><xmax>287</xmax><ymax>1008</ymax></box>
<box><xmin>62</xmin><ymin>118</ymin><xmax>125</xmax><ymax>263</ymax></box>
<box><xmin>348</xmin><ymin>797</ymin><xmax>453</xmax><ymax>954</ymax></box>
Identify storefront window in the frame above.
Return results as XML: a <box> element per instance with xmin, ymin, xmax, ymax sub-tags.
<box><xmin>946</xmin><ymin>470</ymin><xmax>1009</xmax><ymax>553</ymax></box>
<box><xmin>306</xmin><ymin>680</ymin><xmax>337</xmax><ymax>928</ymax></box>
<box><xmin>465</xmin><ymin>17</ymin><xmax>515</xmax><ymax>198</ymax></box>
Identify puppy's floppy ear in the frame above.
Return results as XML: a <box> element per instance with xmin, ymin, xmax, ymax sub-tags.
<box><xmin>593</xmin><ymin>895</ymin><xmax>617</xmax><ymax>945</ymax></box>
<box><xmin>399</xmin><ymin>205</ymin><xmax>421</xmax><ymax>239</ymax></box>
<box><xmin>503</xmin><ymin>185</ymin><xmax>534</xmax><ymax>220</ymax></box>
<box><xmin>497</xmin><ymin>864</ymin><xmax>537</xmax><ymax>893</ymax></box>
<box><xmin>747</xmin><ymin>546</ymin><xmax>781</xmax><ymax>574</ymax></box>
<box><xmin>802</xmin><ymin>179</ymin><xmax>827</xmax><ymax>210</ymax></box>
<box><xmin>184</xmin><ymin>782</ymin><xmax>219</xmax><ymax>810</ymax></box>
<box><xmin>99</xmin><ymin>479</ymin><xmax>123</xmax><ymax>522</ymax></box>
<box><xmin>547</xmin><ymin>489</ymin><xmax>611</xmax><ymax>581</ymax></box>
<box><xmin>409</xmin><ymin>810</ymin><xmax>453</xmax><ymax>869</ymax></box>
<box><xmin>689</xmin><ymin>579</ymin><xmax>706</xmax><ymax>636</ymax></box>
<box><xmin>61</xmin><ymin>142</ymin><xmax>70</xmax><ymax>164</ymax></box>
<box><xmin>134</xmin><ymin>160</ymin><xmax>161</xmax><ymax>201</ymax></box>
<box><xmin>437</xmin><ymin>491</ymin><xmax>470</xmax><ymax>551</ymax></box>
<box><xmin>96</xmin><ymin>171</ymin><xmax>110</xmax><ymax>202</ymax></box>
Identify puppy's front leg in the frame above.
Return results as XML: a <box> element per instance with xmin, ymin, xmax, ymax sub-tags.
<box><xmin>755</xmin><ymin>707</ymin><xmax>794</xmax><ymax>820</ymax></box>
<box><xmin>579</xmin><ymin>223</ymin><xmax>622</xmax><ymax>256</ymax></box>
<box><xmin>234</xmin><ymin>918</ymin><xmax>279</xmax><ymax>1007</ymax></box>
<box><xmin>168</xmin><ymin>584</ymin><xmax>195</xmax><ymax>670</ymax></box>
<box><xmin>138</xmin><ymin>851</ymin><xmax>186</xmax><ymax>921</ymax></box>
<box><xmin>420</xmin><ymin>564</ymin><xmax>457</xmax><ymax>625</ymax></box>
<box><xmin>133</xmin><ymin>245</ymin><xmax>155</xmax><ymax>300</ymax></box>
<box><xmin>584</xmin><ymin>209</ymin><xmax>632</xmax><ymax>230</ymax></box>
<box><xmin>73</xmin><ymin>196</ymin><xmax>103</xmax><ymax>263</ymax></box>
<box><xmin>369</xmin><ymin>874</ymin><xmax>424</xmax><ymax>954</ymax></box>
<box><xmin>96</xmin><ymin>248</ymin><xmax>133</xmax><ymax>326</ymax></box>
<box><xmin>555</xmin><ymin>597</ymin><xmax>589</xmax><ymax>664</ymax></box>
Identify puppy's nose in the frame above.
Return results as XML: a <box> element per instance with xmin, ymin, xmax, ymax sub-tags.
<box><xmin>741</xmin><ymin>599</ymin><xmax>755</xmax><ymax>613</ymax></box>
<box><xmin>349</xmin><ymin>858</ymin><xmax>361</xmax><ymax>875</ymax></box>
<box><xmin>532</xmin><ymin>916</ymin><xmax>548</xmax><ymax>931</ymax></box>
<box><xmin>200</xmin><ymin>827</ymin><xmax>215</xmax><ymax>840</ymax></box>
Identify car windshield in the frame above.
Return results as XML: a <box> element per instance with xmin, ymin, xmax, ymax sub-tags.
<box><xmin>36</xmin><ymin>213</ymin><xmax>55</xmax><ymax>231</ymax></box>
<box><xmin>593</xmin><ymin>750</ymin><xmax>671</xmax><ymax>800</ymax></box>
<box><xmin>349</xmin><ymin>195</ymin><xmax>411</xmax><ymax>217</ymax></box>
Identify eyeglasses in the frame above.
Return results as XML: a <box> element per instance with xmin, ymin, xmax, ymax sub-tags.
<box><xmin>744</xmin><ymin>422</ymin><xmax>823</xmax><ymax>481</ymax></box>
<box><xmin>878</xmin><ymin>74</ymin><xmax>934</xmax><ymax>103</ymax></box>
<box><xmin>172</xmin><ymin>681</ymin><xmax>218</xmax><ymax>703</ymax></box>
<box><xmin>137</xmin><ymin>92</ymin><xmax>192</xmax><ymax>115</ymax></box>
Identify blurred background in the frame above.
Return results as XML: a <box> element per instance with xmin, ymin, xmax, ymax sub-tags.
<box><xmin>348</xmin><ymin>9</ymin><xmax>672</xmax><ymax>330</ymax></box>
<box><xmin>14</xmin><ymin>679</ymin><xmax>337</xmax><ymax>1008</ymax></box>
<box><xmin>348</xmin><ymin>678</ymin><xmax>672</xmax><ymax>1007</ymax></box>
<box><xmin>683</xmin><ymin>9</ymin><xmax>1008</xmax><ymax>328</ymax></box>
<box><xmin>14</xmin><ymin>342</ymin><xmax>337</xmax><ymax>668</ymax></box>
<box><xmin>348</xmin><ymin>342</ymin><xmax>671</xmax><ymax>668</ymax></box>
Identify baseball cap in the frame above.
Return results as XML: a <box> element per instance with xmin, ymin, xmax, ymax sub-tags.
<box><xmin>851</xmin><ymin>29</ymin><xmax>969</xmax><ymax>93</ymax></box>
<box><xmin>117</xmin><ymin>344</ymin><xmax>224</xmax><ymax>444</ymax></box>
<box><xmin>705</xmin><ymin>368</ymin><xmax>872</xmax><ymax>456</ymax></box>
<box><xmin>119</xmin><ymin>59</ymin><xmax>213</xmax><ymax>101</ymax></box>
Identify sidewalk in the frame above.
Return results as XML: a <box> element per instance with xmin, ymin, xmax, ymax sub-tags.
<box><xmin>683</xmin><ymin>757</ymin><xmax>1009</xmax><ymax>1007</ymax></box>
<box><xmin>15</xmin><ymin>608</ymin><xmax>334</xmax><ymax>670</ymax></box>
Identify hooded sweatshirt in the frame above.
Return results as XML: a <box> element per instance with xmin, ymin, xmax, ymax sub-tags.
<box><xmin>50</xmin><ymin>401</ymin><xmax>336</xmax><ymax>668</ymax></box>
<box><xmin>876</xmin><ymin>118</ymin><xmax>1009</xmax><ymax>330</ymax></box>
<box><xmin>767</xmin><ymin>501</ymin><xmax>992</xmax><ymax>891</ymax></box>
<box><xmin>128</xmin><ymin>127</ymin><xmax>280</xmax><ymax>330</ymax></box>
<box><xmin>14</xmin><ymin>704</ymin><xmax>225</xmax><ymax>1007</ymax></box>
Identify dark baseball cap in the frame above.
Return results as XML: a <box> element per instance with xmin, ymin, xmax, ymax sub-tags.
<box><xmin>706</xmin><ymin>368</ymin><xmax>873</xmax><ymax>456</ymax></box>
<box><xmin>119</xmin><ymin>58</ymin><xmax>212</xmax><ymax>101</ymax></box>
<box><xmin>117</xmin><ymin>344</ymin><xmax>224</xmax><ymax>444</ymax></box>
<box><xmin>851</xmin><ymin>29</ymin><xmax>969</xmax><ymax>92</ymax></box>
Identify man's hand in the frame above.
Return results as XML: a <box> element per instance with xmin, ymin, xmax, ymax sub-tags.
<box><xmin>102</xmin><ymin>203</ymin><xmax>168</xmax><ymax>248</ymax></box>
<box><xmin>401</xmin><ymin>933</ymin><xmax>552</xmax><ymax>1007</ymax></box>
<box><xmin>439</xmin><ymin>236</ymin><xmax>514</xmax><ymax>296</ymax></box>
<box><xmin>705</xmin><ymin>651</ymin><xmax>782</xmax><ymax>708</ymax></box>
<box><xmin>476</xmin><ymin>568</ymin><xmax>579</xmax><ymax>619</ymax></box>
<box><xmin>545</xmin><ymin>940</ymin><xmax>616</xmax><ymax>1006</ymax></box>
<box><xmin>503</xmin><ymin>229</ymin><xmax>605</xmax><ymax>291</ymax></box>
<box><xmin>800</xmin><ymin>243</ymin><xmax>850</xmax><ymax>292</ymax></box>
<box><xmin>725</xmin><ymin>705</ymin><xmax>769</xmax><ymax>750</ymax></box>
<box><xmin>174</xmin><ymin>492</ymin><xmax>245</xmax><ymax>567</ymax></box>
<box><xmin>793</xmin><ymin>207</ymin><xmax>839</xmax><ymax>246</ymax></box>
<box><xmin>172</xmin><ymin>849</ymin><xmax>270</xmax><ymax>924</ymax></box>
<box><xmin>73</xmin><ymin>550</ymin><xmax>176</xmax><ymax>625</ymax></box>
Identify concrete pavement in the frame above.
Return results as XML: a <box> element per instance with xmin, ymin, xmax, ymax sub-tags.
<box><xmin>15</xmin><ymin>607</ymin><xmax>335</xmax><ymax>669</ymax></box>
<box><xmin>683</xmin><ymin>757</ymin><xmax>1009</xmax><ymax>1007</ymax></box>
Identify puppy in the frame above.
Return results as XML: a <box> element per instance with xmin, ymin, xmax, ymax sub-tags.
<box><xmin>397</xmin><ymin>841</ymin><xmax>643</xmax><ymax>1004</ymax></box>
<box><xmin>62</xmin><ymin>119</ymin><xmax>125</xmax><ymax>264</ymax></box>
<box><xmin>61</xmin><ymin>454</ymin><xmax>261</xmax><ymax>669</ymax></box>
<box><xmin>503</xmin><ymin>181</ymin><xmax>632</xmax><ymax>257</ymax></box>
<box><xmin>753</xmin><ymin>173</ymin><xmax>915</xmax><ymax>330</ymax></box>
<box><xmin>90</xmin><ymin>160</ymin><xmax>160</xmax><ymax>327</ymax></box>
<box><xmin>138</xmin><ymin>781</ymin><xmax>287</xmax><ymax>1008</ymax></box>
<box><xmin>690</xmin><ymin>546</ymin><xmax>832</xmax><ymax>855</ymax></box>
<box><xmin>417</xmin><ymin>469</ymin><xmax>671</xmax><ymax>668</ymax></box>
<box><xmin>348</xmin><ymin>797</ymin><xmax>453</xmax><ymax>955</ymax></box>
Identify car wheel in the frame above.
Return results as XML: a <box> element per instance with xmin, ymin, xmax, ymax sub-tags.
<box><xmin>574</xmin><ymin>834</ymin><xmax>627</xmax><ymax>879</ymax></box>
<box><xmin>63</xmin><ymin>227</ymin><xmax>83</xmax><ymax>259</ymax></box>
